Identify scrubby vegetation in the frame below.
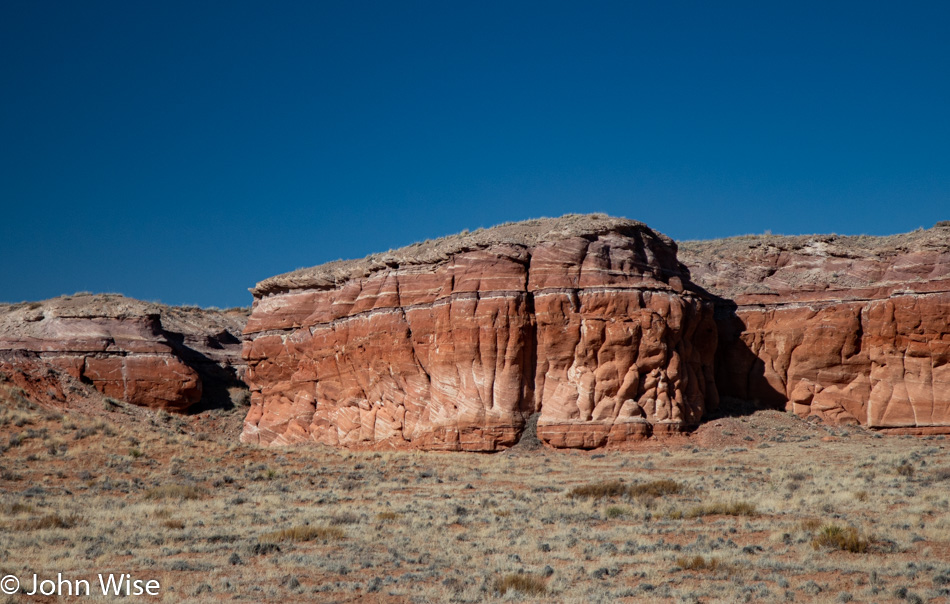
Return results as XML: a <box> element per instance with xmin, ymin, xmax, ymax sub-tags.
<box><xmin>259</xmin><ymin>525</ymin><xmax>345</xmax><ymax>543</ymax></box>
<box><xmin>811</xmin><ymin>524</ymin><xmax>871</xmax><ymax>553</ymax></box>
<box><xmin>493</xmin><ymin>573</ymin><xmax>547</xmax><ymax>596</ymax></box>
<box><xmin>676</xmin><ymin>555</ymin><xmax>721</xmax><ymax>571</ymax></box>
<box><xmin>569</xmin><ymin>478</ymin><xmax>682</xmax><ymax>500</ymax></box>
<box><xmin>1</xmin><ymin>387</ymin><xmax>949</xmax><ymax>601</ymax></box>
<box><xmin>685</xmin><ymin>500</ymin><xmax>758</xmax><ymax>518</ymax></box>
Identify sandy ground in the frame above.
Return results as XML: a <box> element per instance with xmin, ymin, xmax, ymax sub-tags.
<box><xmin>1</xmin><ymin>385</ymin><xmax>949</xmax><ymax>603</ymax></box>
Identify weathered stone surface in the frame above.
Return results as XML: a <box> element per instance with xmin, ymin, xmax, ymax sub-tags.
<box><xmin>242</xmin><ymin>215</ymin><xmax>717</xmax><ymax>450</ymax></box>
<box><xmin>679</xmin><ymin>224</ymin><xmax>950</xmax><ymax>430</ymax></box>
<box><xmin>0</xmin><ymin>294</ymin><xmax>247</xmax><ymax>412</ymax></box>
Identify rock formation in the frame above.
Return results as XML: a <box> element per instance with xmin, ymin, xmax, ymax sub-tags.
<box><xmin>8</xmin><ymin>216</ymin><xmax>942</xmax><ymax>446</ymax></box>
<box><xmin>679</xmin><ymin>224</ymin><xmax>950</xmax><ymax>432</ymax></box>
<box><xmin>0</xmin><ymin>294</ymin><xmax>247</xmax><ymax>412</ymax></box>
<box><xmin>242</xmin><ymin>215</ymin><xmax>718</xmax><ymax>450</ymax></box>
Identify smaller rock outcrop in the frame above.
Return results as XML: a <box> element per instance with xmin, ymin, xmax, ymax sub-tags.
<box><xmin>0</xmin><ymin>294</ymin><xmax>247</xmax><ymax>412</ymax></box>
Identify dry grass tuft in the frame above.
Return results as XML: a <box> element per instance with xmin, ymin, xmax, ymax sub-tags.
<box><xmin>493</xmin><ymin>573</ymin><xmax>547</xmax><ymax>596</ymax></box>
<box><xmin>569</xmin><ymin>479</ymin><xmax>682</xmax><ymax>500</ymax></box>
<box><xmin>569</xmin><ymin>479</ymin><xmax>628</xmax><ymax>499</ymax></box>
<box><xmin>676</xmin><ymin>555</ymin><xmax>721</xmax><ymax>571</ymax></box>
<box><xmin>800</xmin><ymin>517</ymin><xmax>823</xmax><ymax>532</ymax></box>
<box><xmin>259</xmin><ymin>525</ymin><xmax>345</xmax><ymax>543</ymax></box>
<box><xmin>143</xmin><ymin>484</ymin><xmax>205</xmax><ymax>501</ymax></box>
<box><xmin>811</xmin><ymin>524</ymin><xmax>870</xmax><ymax>553</ymax></box>
<box><xmin>2</xmin><ymin>503</ymin><xmax>33</xmax><ymax>514</ymax></box>
<box><xmin>606</xmin><ymin>505</ymin><xmax>631</xmax><ymax>518</ymax></box>
<box><xmin>13</xmin><ymin>513</ymin><xmax>82</xmax><ymax>530</ymax></box>
<box><xmin>686</xmin><ymin>501</ymin><xmax>757</xmax><ymax>518</ymax></box>
<box><xmin>629</xmin><ymin>479</ymin><xmax>683</xmax><ymax>497</ymax></box>
<box><xmin>896</xmin><ymin>462</ymin><xmax>915</xmax><ymax>477</ymax></box>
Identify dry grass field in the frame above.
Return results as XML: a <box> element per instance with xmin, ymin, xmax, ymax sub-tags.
<box><xmin>1</xmin><ymin>384</ymin><xmax>949</xmax><ymax>603</ymax></box>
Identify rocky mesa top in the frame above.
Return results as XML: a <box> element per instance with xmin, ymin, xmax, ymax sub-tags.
<box><xmin>678</xmin><ymin>222</ymin><xmax>950</xmax><ymax>300</ymax></box>
<box><xmin>0</xmin><ymin>293</ymin><xmax>248</xmax><ymax>341</ymax></box>
<box><xmin>252</xmin><ymin>213</ymin><xmax>669</xmax><ymax>297</ymax></box>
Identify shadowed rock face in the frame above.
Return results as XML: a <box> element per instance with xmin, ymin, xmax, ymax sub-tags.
<box><xmin>0</xmin><ymin>294</ymin><xmax>247</xmax><ymax>412</ymax></box>
<box><xmin>679</xmin><ymin>225</ymin><xmax>950</xmax><ymax>432</ymax></box>
<box><xmin>242</xmin><ymin>215</ymin><xmax>718</xmax><ymax>450</ymax></box>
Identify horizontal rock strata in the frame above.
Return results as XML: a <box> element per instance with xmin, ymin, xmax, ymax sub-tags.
<box><xmin>242</xmin><ymin>215</ymin><xmax>718</xmax><ymax>450</ymax></box>
<box><xmin>679</xmin><ymin>224</ymin><xmax>950</xmax><ymax>430</ymax></box>
<box><xmin>0</xmin><ymin>294</ymin><xmax>247</xmax><ymax>412</ymax></box>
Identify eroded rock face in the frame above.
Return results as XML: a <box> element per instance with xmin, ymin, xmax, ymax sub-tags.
<box><xmin>242</xmin><ymin>215</ymin><xmax>717</xmax><ymax>450</ymax></box>
<box><xmin>679</xmin><ymin>225</ymin><xmax>950</xmax><ymax>431</ymax></box>
<box><xmin>0</xmin><ymin>294</ymin><xmax>247</xmax><ymax>412</ymax></box>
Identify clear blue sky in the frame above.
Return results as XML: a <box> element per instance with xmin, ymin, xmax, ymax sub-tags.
<box><xmin>2</xmin><ymin>2</ymin><xmax>947</xmax><ymax>307</ymax></box>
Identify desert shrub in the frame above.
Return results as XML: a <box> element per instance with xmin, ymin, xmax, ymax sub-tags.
<box><xmin>606</xmin><ymin>505</ymin><xmax>631</xmax><ymax>519</ymax></box>
<box><xmin>685</xmin><ymin>501</ymin><xmax>757</xmax><ymax>518</ymax></box>
<box><xmin>800</xmin><ymin>518</ymin><xmax>823</xmax><ymax>532</ymax></box>
<box><xmin>664</xmin><ymin>508</ymin><xmax>684</xmax><ymax>520</ymax></box>
<box><xmin>569</xmin><ymin>480</ymin><xmax>627</xmax><ymax>499</ymax></box>
<box><xmin>329</xmin><ymin>512</ymin><xmax>359</xmax><ymax>525</ymax></box>
<box><xmin>259</xmin><ymin>525</ymin><xmax>345</xmax><ymax>543</ymax></box>
<box><xmin>493</xmin><ymin>573</ymin><xmax>547</xmax><ymax>596</ymax></box>
<box><xmin>143</xmin><ymin>484</ymin><xmax>205</xmax><ymax>501</ymax></box>
<box><xmin>229</xmin><ymin>388</ymin><xmax>252</xmax><ymax>407</ymax></box>
<box><xmin>676</xmin><ymin>555</ymin><xmax>720</xmax><ymax>571</ymax></box>
<box><xmin>569</xmin><ymin>479</ymin><xmax>682</xmax><ymax>500</ymax></box>
<box><xmin>3</xmin><ymin>503</ymin><xmax>33</xmax><ymax>514</ymax></box>
<box><xmin>629</xmin><ymin>479</ymin><xmax>682</xmax><ymax>498</ymax></box>
<box><xmin>14</xmin><ymin>513</ymin><xmax>82</xmax><ymax>530</ymax></box>
<box><xmin>811</xmin><ymin>524</ymin><xmax>870</xmax><ymax>553</ymax></box>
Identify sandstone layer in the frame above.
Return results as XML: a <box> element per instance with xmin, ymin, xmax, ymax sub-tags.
<box><xmin>242</xmin><ymin>215</ymin><xmax>718</xmax><ymax>450</ymax></box>
<box><xmin>0</xmin><ymin>294</ymin><xmax>247</xmax><ymax>412</ymax></box>
<box><xmin>679</xmin><ymin>224</ymin><xmax>950</xmax><ymax>431</ymax></box>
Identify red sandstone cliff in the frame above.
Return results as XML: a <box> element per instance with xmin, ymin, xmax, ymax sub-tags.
<box><xmin>0</xmin><ymin>294</ymin><xmax>247</xmax><ymax>412</ymax></box>
<box><xmin>678</xmin><ymin>224</ymin><xmax>950</xmax><ymax>432</ymax></box>
<box><xmin>242</xmin><ymin>215</ymin><xmax>718</xmax><ymax>450</ymax></box>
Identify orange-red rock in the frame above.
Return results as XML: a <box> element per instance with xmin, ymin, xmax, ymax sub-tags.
<box><xmin>242</xmin><ymin>215</ymin><xmax>718</xmax><ymax>450</ymax></box>
<box><xmin>679</xmin><ymin>224</ymin><xmax>950</xmax><ymax>430</ymax></box>
<box><xmin>0</xmin><ymin>294</ymin><xmax>247</xmax><ymax>412</ymax></box>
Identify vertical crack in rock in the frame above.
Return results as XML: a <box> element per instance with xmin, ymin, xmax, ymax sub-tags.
<box><xmin>402</xmin><ymin>307</ymin><xmax>431</xmax><ymax>386</ymax></box>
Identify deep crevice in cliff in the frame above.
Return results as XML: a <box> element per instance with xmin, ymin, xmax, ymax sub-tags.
<box><xmin>162</xmin><ymin>327</ymin><xmax>247</xmax><ymax>414</ymax></box>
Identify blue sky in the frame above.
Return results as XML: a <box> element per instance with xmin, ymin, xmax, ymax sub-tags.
<box><xmin>2</xmin><ymin>1</ymin><xmax>947</xmax><ymax>307</ymax></box>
